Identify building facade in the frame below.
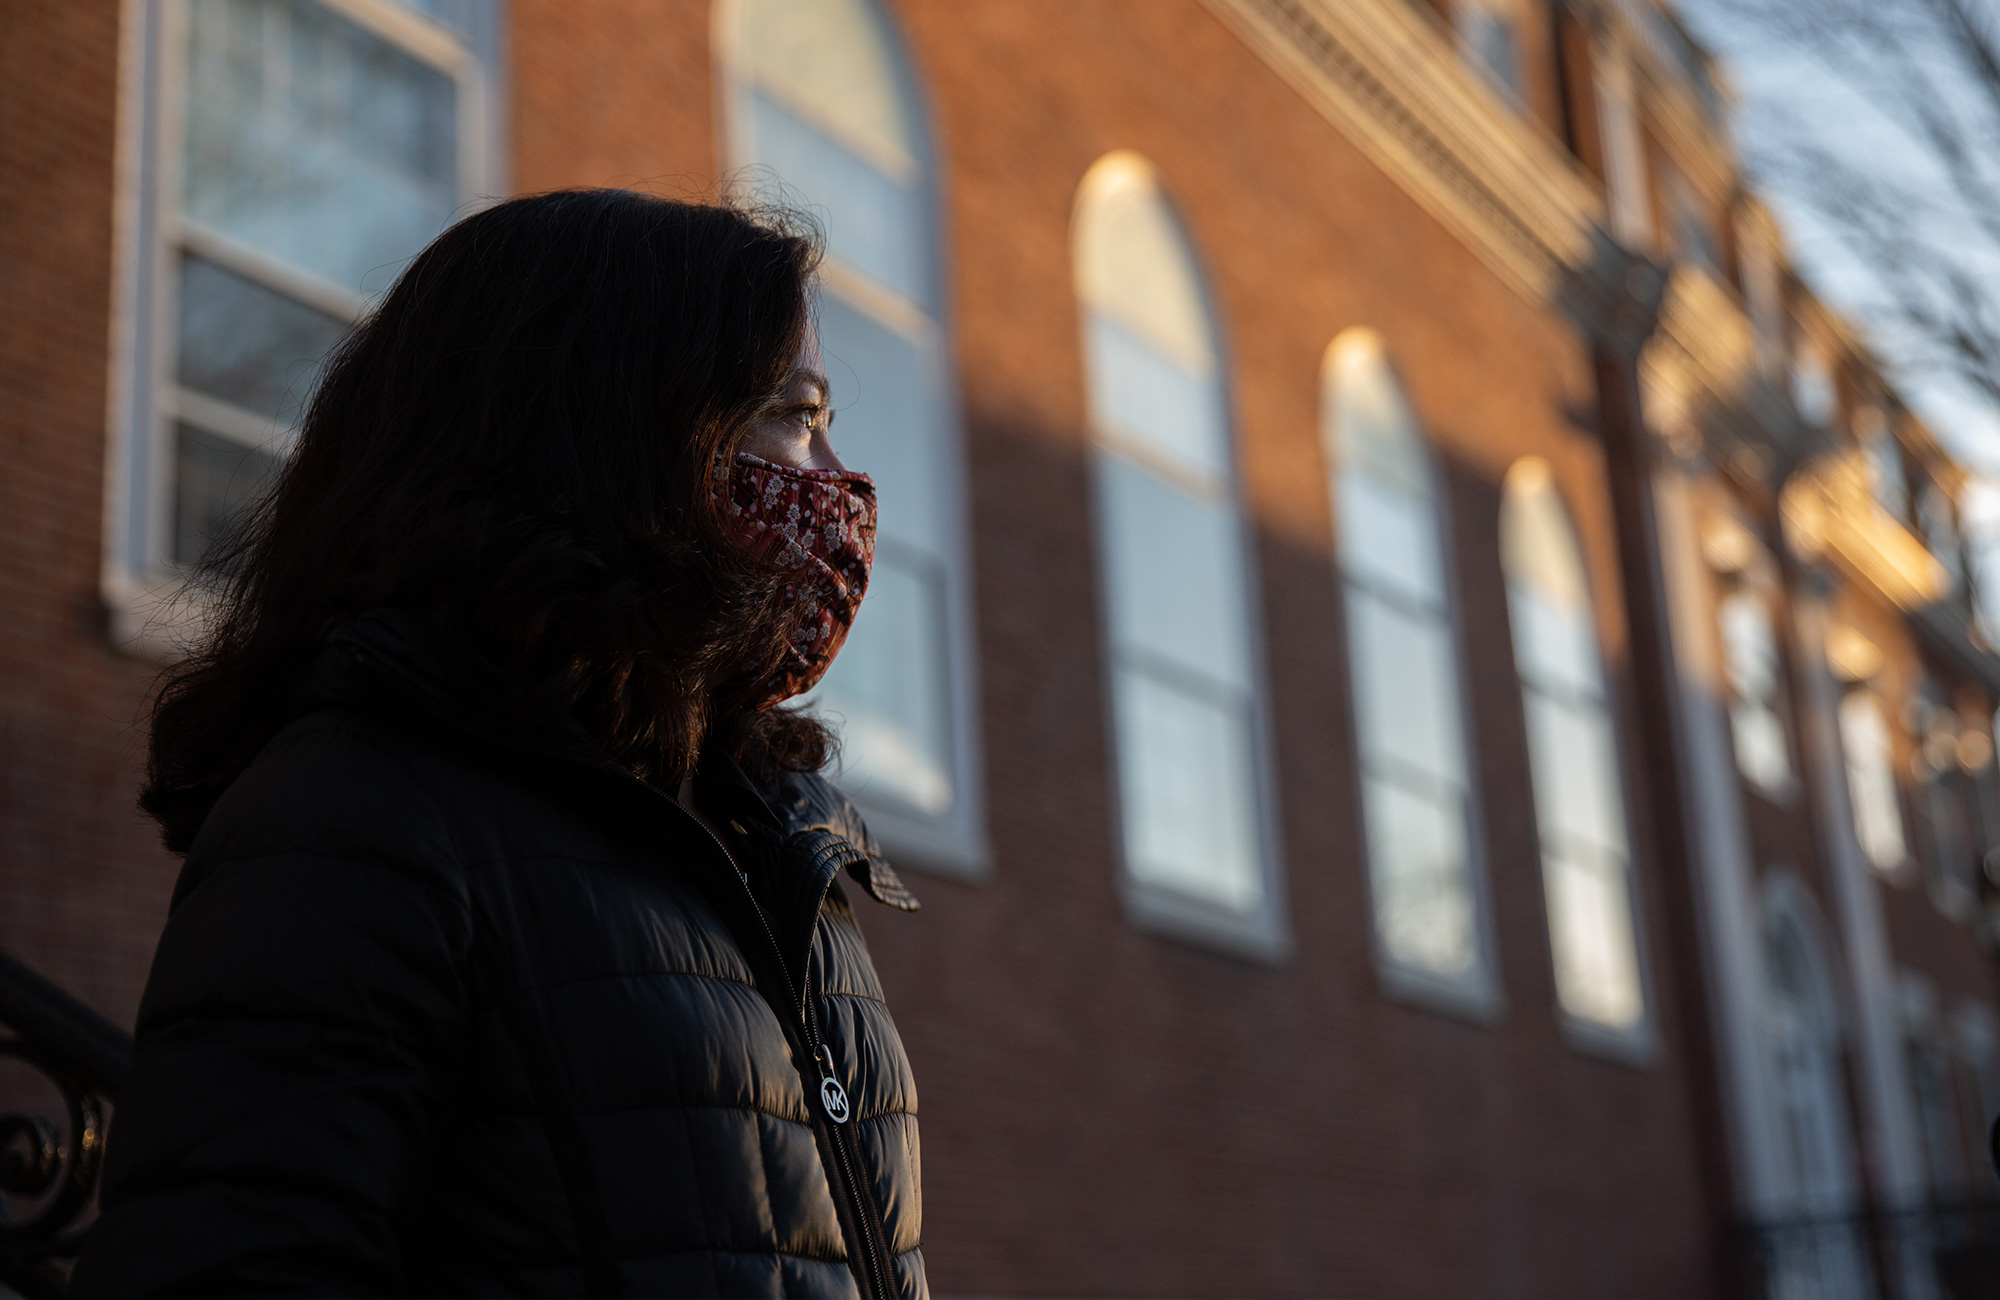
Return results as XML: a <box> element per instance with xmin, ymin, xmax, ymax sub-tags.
<box><xmin>2</xmin><ymin>0</ymin><xmax>1997</xmax><ymax>1294</ymax></box>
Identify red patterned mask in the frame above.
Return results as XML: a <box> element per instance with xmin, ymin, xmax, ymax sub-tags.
<box><xmin>716</xmin><ymin>452</ymin><xmax>877</xmax><ymax>710</ymax></box>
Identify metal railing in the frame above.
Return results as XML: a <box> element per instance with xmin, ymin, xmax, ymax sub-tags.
<box><xmin>0</xmin><ymin>948</ymin><xmax>131</xmax><ymax>1298</ymax></box>
<box><xmin>1741</xmin><ymin>1198</ymin><xmax>2000</xmax><ymax>1300</ymax></box>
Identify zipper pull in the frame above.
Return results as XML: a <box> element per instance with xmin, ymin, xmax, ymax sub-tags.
<box><xmin>814</xmin><ymin>1044</ymin><xmax>851</xmax><ymax>1124</ymax></box>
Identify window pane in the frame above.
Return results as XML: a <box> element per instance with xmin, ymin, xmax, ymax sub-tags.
<box><xmin>176</xmin><ymin>254</ymin><xmax>347</xmax><ymax>425</ymax></box>
<box><xmin>395</xmin><ymin>0</ymin><xmax>473</xmax><ymax>35</ymax></box>
<box><xmin>1731</xmin><ymin>700</ymin><xmax>1794</xmax><ymax>794</ymax></box>
<box><xmin>1363</xmin><ymin>774</ymin><xmax>1475</xmax><ymax>976</ymax></box>
<box><xmin>1910</xmin><ymin>1037</ymin><xmax>1966</xmax><ymax>1191</ymax></box>
<box><xmin>1523</xmin><ymin>687</ymin><xmax>1627</xmax><ymax>858</ymax></box>
<box><xmin>1086</xmin><ymin>314</ymin><xmax>1227</xmax><ymax>480</ymax></box>
<box><xmin>1340</xmin><ymin>473</ymin><xmax>1442</xmax><ymax>607</ymax></box>
<box><xmin>1113</xmin><ymin>666</ymin><xmax>1262</xmax><ymax>912</ymax></box>
<box><xmin>1348</xmin><ymin>586</ymin><xmax>1464</xmax><ymax>787</ymax></box>
<box><xmin>1461</xmin><ymin>7</ymin><xmax>1524</xmax><ymax>102</ymax></box>
<box><xmin>173</xmin><ymin>423</ymin><xmax>283</xmax><ymax>565</ymax></box>
<box><xmin>1500</xmin><ymin>465</ymin><xmax>1592</xmax><ymax>610</ymax></box>
<box><xmin>1329</xmin><ymin>336</ymin><xmax>1431</xmax><ymax>498</ymax></box>
<box><xmin>1595</xmin><ymin>54</ymin><xmax>1652</xmax><ymax>246</ymax></box>
<box><xmin>1546</xmin><ymin>847</ymin><xmax>1644</xmax><ymax>1030</ymax></box>
<box><xmin>1925</xmin><ymin>773</ymin><xmax>1974</xmax><ymax>914</ymax></box>
<box><xmin>1720</xmin><ymin>591</ymin><xmax>1779</xmax><ymax>700</ymax></box>
<box><xmin>818</xmin><ymin>294</ymin><xmax>938</xmax><ymax>553</ymax></box>
<box><xmin>1100</xmin><ymin>452</ymin><xmax>1251</xmax><ymax>691</ymax></box>
<box><xmin>728</xmin><ymin>0</ymin><xmax>920</xmax><ymax>173</ymax></box>
<box><xmin>1073</xmin><ymin>159</ymin><xmax>1216</xmax><ymax>375</ymax></box>
<box><xmin>1790</xmin><ymin>348</ymin><xmax>1836</xmax><ymax>429</ymax></box>
<box><xmin>1840</xmin><ymin>693</ymin><xmax>1908</xmax><ymax>871</ymax></box>
<box><xmin>813</xmin><ymin>553</ymin><xmax>953</xmax><ymax>817</ymax></box>
<box><xmin>1665</xmin><ymin>170</ymin><xmax>1720</xmax><ymax>275</ymax></box>
<box><xmin>183</xmin><ymin>0</ymin><xmax>458</xmax><ymax>296</ymax></box>
<box><xmin>1508</xmin><ymin>583</ymin><xmax>1600</xmax><ymax>699</ymax></box>
<box><xmin>747</xmin><ymin>91</ymin><xmax>927</xmax><ymax>306</ymax></box>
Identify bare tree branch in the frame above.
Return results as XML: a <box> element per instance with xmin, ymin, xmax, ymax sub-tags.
<box><xmin>1681</xmin><ymin>0</ymin><xmax>2000</xmax><ymax>415</ymax></box>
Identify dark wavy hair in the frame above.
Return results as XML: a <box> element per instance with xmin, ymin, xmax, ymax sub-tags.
<box><xmin>142</xmin><ymin>189</ymin><xmax>836</xmax><ymax>852</ymax></box>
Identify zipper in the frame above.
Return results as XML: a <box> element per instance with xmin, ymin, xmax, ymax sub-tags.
<box><xmin>800</xmin><ymin>959</ymin><xmax>899</xmax><ymax>1299</ymax></box>
<box><xmin>645</xmin><ymin>783</ymin><xmax>897</xmax><ymax>1300</ymax></box>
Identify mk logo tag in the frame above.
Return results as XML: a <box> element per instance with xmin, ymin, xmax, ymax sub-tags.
<box><xmin>819</xmin><ymin>1075</ymin><xmax>851</xmax><ymax>1124</ymax></box>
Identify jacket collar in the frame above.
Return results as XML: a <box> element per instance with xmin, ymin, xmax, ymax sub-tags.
<box><xmin>303</xmin><ymin>609</ymin><xmax>916</xmax><ymax>913</ymax></box>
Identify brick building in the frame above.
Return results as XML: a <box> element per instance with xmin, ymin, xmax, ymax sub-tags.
<box><xmin>3</xmin><ymin>0</ymin><xmax>1998</xmax><ymax>1294</ymax></box>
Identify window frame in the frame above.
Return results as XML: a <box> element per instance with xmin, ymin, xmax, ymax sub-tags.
<box><xmin>1912</xmin><ymin>688</ymin><xmax>1979</xmax><ymax>922</ymax></box>
<box><xmin>713</xmin><ymin>0</ymin><xmax>990</xmax><ymax>878</ymax></box>
<box><xmin>105</xmin><ymin>0</ymin><xmax>506</xmax><ymax>656</ymax></box>
<box><xmin>1325</xmin><ymin>331</ymin><xmax>1502</xmax><ymax>1020</ymax></box>
<box><xmin>1073</xmin><ymin>152</ymin><xmax>1289</xmax><ymax>963</ymax></box>
<box><xmin>1759</xmin><ymin>874</ymin><xmax>1867</xmax><ymax>1219</ymax></box>
<box><xmin>1950</xmin><ymin>1001</ymin><xmax>2000</xmax><ymax>1179</ymax></box>
<box><xmin>1901</xmin><ymin>972</ymin><xmax>1971</xmax><ymax>1196</ymax></box>
<box><xmin>1501</xmin><ymin>460</ymin><xmax>1657</xmax><ymax>1062</ymax></box>
<box><xmin>1453</xmin><ymin>0</ymin><xmax>1528</xmax><ymax>108</ymax></box>
<box><xmin>1716</xmin><ymin>581</ymin><xmax>1799</xmax><ymax>803</ymax></box>
<box><xmin>1592</xmin><ymin>36</ymin><xmax>1653</xmax><ymax>250</ymax></box>
<box><xmin>1837</xmin><ymin>684</ymin><xmax>1913</xmax><ymax>878</ymax></box>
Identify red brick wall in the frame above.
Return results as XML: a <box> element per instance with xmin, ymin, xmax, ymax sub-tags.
<box><xmin>0</xmin><ymin>0</ymin><xmax>180</xmax><ymax>1028</ymax></box>
<box><xmin>3</xmin><ymin>0</ymin><xmax>1736</xmax><ymax>1293</ymax></box>
<box><xmin>864</xmin><ymin>4</ymin><xmax>1716</xmax><ymax>1292</ymax></box>
<box><xmin>512</xmin><ymin>0</ymin><xmax>717</xmax><ymax>196</ymax></box>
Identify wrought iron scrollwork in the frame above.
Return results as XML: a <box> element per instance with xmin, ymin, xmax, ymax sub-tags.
<box><xmin>0</xmin><ymin>950</ymin><xmax>130</xmax><ymax>1298</ymax></box>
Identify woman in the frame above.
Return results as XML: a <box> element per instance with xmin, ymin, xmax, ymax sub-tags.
<box><xmin>75</xmin><ymin>190</ymin><xmax>924</xmax><ymax>1299</ymax></box>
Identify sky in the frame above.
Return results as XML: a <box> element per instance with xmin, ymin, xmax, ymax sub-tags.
<box><xmin>1674</xmin><ymin>0</ymin><xmax>2000</xmax><ymax>561</ymax></box>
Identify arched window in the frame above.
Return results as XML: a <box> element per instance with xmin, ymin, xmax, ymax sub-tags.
<box><xmin>1501</xmin><ymin>459</ymin><xmax>1645</xmax><ymax>1035</ymax></box>
<box><xmin>1952</xmin><ymin>1005</ymin><xmax>2000</xmax><ymax>1180</ymax></box>
<box><xmin>1903</xmin><ymin>976</ymin><xmax>1970</xmax><ymax>1194</ymax></box>
<box><xmin>1074</xmin><ymin>153</ymin><xmax>1276</xmax><ymax>944</ymax></box>
<box><xmin>720</xmin><ymin>0</ymin><xmax>983</xmax><ymax>868</ymax></box>
<box><xmin>1839</xmin><ymin>689</ymin><xmax>1909</xmax><ymax>874</ymax></box>
<box><xmin>1759</xmin><ymin>885</ymin><xmax>1867</xmax><ymax>1294</ymax></box>
<box><xmin>1763</xmin><ymin>899</ymin><xmax>1859</xmax><ymax>1209</ymax></box>
<box><xmin>1718</xmin><ymin>588</ymin><xmax>1794</xmax><ymax>797</ymax></box>
<box><xmin>1326</xmin><ymin>330</ymin><xmax>1489</xmax><ymax>997</ymax></box>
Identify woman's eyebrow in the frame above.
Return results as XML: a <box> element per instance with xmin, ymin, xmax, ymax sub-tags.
<box><xmin>799</xmin><ymin>370</ymin><xmax>830</xmax><ymax>405</ymax></box>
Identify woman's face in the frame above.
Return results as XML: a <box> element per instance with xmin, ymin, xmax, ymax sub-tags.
<box><xmin>740</xmin><ymin>321</ymin><xmax>846</xmax><ymax>472</ymax></box>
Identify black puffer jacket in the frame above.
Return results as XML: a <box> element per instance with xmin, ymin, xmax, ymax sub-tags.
<box><xmin>76</xmin><ymin>612</ymin><xmax>925</xmax><ymax>1298</ymax></box>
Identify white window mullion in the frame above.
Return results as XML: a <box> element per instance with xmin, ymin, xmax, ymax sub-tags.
<box><xmin>175</xmin><ymin>219</ymin><xmax>373</xmax><ymax>322</ymax></box>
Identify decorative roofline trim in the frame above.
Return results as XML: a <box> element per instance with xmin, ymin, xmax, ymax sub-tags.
<box><xmin>1199</xmin><ymin>0</ymin><xmax>1599</xmax><ymax>308</ymax></box>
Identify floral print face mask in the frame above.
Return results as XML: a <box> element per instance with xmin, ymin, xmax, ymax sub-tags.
<box><xmin>716</xmin><ymin>452</ymin><xmax>877</xmax><ymax>710</ymax></box>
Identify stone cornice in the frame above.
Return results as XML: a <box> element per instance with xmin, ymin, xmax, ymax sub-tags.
<box><xmin>1197</xmin><ymin>0</ymin><xmax>1835</xmax><ymax>480</ymax></box>
<box><xmin>1199</xmin><ymin>0</ymin><xmax>1601</xmax><ymax>308</ymax></box>
<box><xmin>1201</xmin><ymin>0</ymin><xmax>1982</xmax><ymax>648</ymax></box>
